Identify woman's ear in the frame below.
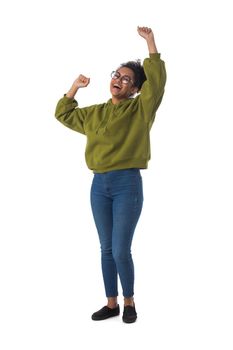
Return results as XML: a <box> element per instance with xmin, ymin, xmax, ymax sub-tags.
<box><xmin>130</xmin><ymin>86</ymin><xmax>139</xmax><ymax>95</ymax></box>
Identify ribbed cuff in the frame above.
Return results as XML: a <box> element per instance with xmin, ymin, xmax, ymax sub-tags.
<box><xmin>149</xmin><ymin>53</ymin><xmax>161</xmax><ymax>59</ymax></box>
<box><xmin>62</xmin><ymin>94</ymin><xmax>77</xmax><ymax>104</ymax></box>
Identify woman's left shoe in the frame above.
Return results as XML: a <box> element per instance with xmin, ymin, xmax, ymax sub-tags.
<box><xmin>122</xmin><ymin>305</ymin><xmax>137</xmax><ymax>323</ymax></box>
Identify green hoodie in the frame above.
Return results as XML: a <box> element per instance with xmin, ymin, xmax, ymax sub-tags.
<box><xmin>55</xmin><ymin>53</ymin><xmax>166</xmax><ymax>173</ymax></box>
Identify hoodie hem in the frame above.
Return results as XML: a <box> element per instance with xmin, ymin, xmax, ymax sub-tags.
<box><xmin>88</xmin><ymin>160</ymin><xmax>149</xmax><ymax>173</ymax></box>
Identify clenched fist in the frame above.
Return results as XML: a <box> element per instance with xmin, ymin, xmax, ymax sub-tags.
<box><xmin>137</xmin><ymin>26</ymin><xmax>154</xmax><ymax>41</ymax></box>
<box><xmin>137</xmin><ymin>26</ymin><xmax>157</xmax><ymax>54</ymax></box>
<box><xmin>66</xmin><ymin>74</ymin><xmax>90</xmax><ymax>98</ymax></box>
<box><xmin>73</xmin><ymin>74</ymin><xmax>90</xmax><ymax>89</ymax></box>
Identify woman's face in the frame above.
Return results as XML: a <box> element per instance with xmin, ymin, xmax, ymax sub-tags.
<box><xmin>110</xmin><ymin>67</ymin><xmax>138</xmax><ymax>102</ymax></box>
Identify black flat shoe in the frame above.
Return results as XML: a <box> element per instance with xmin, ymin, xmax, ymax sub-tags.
<box><xmin>122</xmin><ymin>305</ymin><xmax>137</xmax><ymax>323</ymax></box>
<box><xmin>91</xmin><ymin>305</ymin><xmax>120</xmax><ymax>321</ymax></box>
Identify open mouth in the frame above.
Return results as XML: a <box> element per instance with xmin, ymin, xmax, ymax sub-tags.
<box><xmin>113</xmin><ymin>83</ymin><xmax>121</xmax><ymax>90</ymax></box>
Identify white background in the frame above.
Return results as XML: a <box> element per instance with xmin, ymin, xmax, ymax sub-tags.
<box><xmin>0</xmin><ymin>0</ymin><xmax>232</xmax><ymax>349</ymax></box>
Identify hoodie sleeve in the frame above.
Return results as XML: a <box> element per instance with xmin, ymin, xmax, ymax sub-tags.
<box><xmin>55</xmin><ymin>95</ymin><xmax>88</xmax><ymax>135</ymax></box>
<box><xmin>139</xmin><ymin>53</ymin><xmax>166</xmax><ymax>125</ymax></box>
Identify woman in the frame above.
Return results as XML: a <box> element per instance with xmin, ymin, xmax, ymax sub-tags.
<box><xmin>55</xmin><ymin>26</ymin><xmax>166</xmax><ymax>323</ymax></box>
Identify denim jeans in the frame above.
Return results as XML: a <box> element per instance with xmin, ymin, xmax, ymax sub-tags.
<box><xmin>90</xmin><ymin>168</ymin><xmax>143</xmax><ymax>298</ymax></box>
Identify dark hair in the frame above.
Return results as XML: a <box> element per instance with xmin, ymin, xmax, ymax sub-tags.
<box><xmin>119</xmin><ymin>59</ymin><xmax>147</xmax><ymax>91</ymax></box>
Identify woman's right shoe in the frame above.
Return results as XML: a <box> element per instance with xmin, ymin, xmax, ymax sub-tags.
<box><xmin>91</xmin><ymin>305</ymin><xmax>120</xmax><ymax>321</ymax></box>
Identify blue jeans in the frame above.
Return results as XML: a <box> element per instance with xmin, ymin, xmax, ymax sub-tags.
<box><xmin>90</xmin><ymin>169</ymin><xmax>143</xmax><ymax>298</ymax></box>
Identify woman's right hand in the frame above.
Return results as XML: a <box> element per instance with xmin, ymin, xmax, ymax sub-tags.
<box><xmin>72</xmin><ymin>74</ymin><xmax>90</xmax><ymax>89</ymax></box>
<box><xmin>66</xmin><ymin>74</ymin><xmax>90</xmax><ymax>98</ymax></box>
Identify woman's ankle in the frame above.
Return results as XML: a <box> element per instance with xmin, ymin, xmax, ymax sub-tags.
<box><xmin>124</xmin><ymin>297</ymin><xmax>135</xmax><ymax>307</ymax></box>
<box><xmin>107</xmin><ymin>297</ymin><xmax>118</xmax><ymax>309</ymax></box>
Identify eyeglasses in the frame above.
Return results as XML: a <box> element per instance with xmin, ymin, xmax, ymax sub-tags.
<box><xmin>110</xmin><ymin>71</ymin><xmax>134</xmax><ymax>85</ymax></box>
